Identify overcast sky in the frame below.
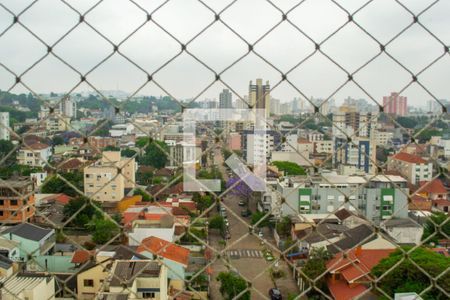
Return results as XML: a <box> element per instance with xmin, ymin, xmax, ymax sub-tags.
<box><xmin>0</xmin><ymin>0</ymin><xmax>449</xmax><ymax>106</ymax></box>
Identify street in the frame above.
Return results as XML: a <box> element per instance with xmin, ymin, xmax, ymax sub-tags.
<box><xmin>208</xmin><ymin>146</ymin><xmax>299</xmax><ymax>299</ymax></box>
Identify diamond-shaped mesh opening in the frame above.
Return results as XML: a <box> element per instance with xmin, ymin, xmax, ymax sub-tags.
<box><xmin>0</xmin><ymin>0</ymin><xmax>449</xmax><ymax>299</ymax></box>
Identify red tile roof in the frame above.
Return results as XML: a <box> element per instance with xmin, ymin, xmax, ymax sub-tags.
<box><xmin>393</xmin><ymin>152</ymin><xmax>427</xmax><ymax>164</ymax></box>
<box><xmin>432</xmin><ymin>199</ymin><xmax>450</xmax><ymax>207</ymax></box>
<box><xmin>419</xmin><ymin>179</ymin><xmax>447</xmax><ymax>194</ymax></box>
<box><xmin>327</xmin><ymin>249</ymin><xmax>394</xmax><ymax>300</ymax></box>
<box><xmin>71</xmin><ymin>250</ymin><xmax>94</xmax><ymax>264</ymax></box>
<box><xmin>59</xmin><ymin>158</ymin><xmax>83</xmax><ymax>170</ymax></box>
<box><xmin>28</xmin><ymin>142</ymin><xmax>50</xmax><ymax>150</ymax></box>
<box><xmin>409</xmin><ymin>195</ymin><xmax>432</xmax><ymax>211</ymax></box>
<box><xmin>137</xmin><ymin>236</ymin><xmax>190</xmax><ymax>266</ymax></box>
<box><xmin>328</xmin><ymin>278</ymin><xmax>368</xmax><ymax>300</ymax></box>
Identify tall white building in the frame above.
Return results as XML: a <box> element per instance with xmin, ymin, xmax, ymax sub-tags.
<box><xmin>59</xmin><ymin>96</ymin><xmax>77</xmax><ymax>118</ymax></box>
<box><xmin>0</xmin><ymin>112</ymin><xmax>10</xmax><ymax>141</ymax></box>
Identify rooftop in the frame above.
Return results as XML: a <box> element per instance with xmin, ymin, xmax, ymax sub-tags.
<box><xmin>0</xmin><ymin>274</ymin><xmax>53</xmax><ymax>295</ymax></box>
<box><xmin>392</xmin><ymin>152</ymin><xmax>427</xmax><ymax>164</ymax></box>
<box><xmin>419</xmin><ymin>179</ymin><xmax>447</xmax><ymax>194</ymax></box>
<box><xmin>137</xmin><ymin>236</ymin><xmax>190</xmax><ymax>267</ymax></box>
<box><xmin>1</xmin><ymin>223</ymin><xmax>54</xmax><ymax>241</ymax></box>
<box><xmin>110</xmin><ymin>260</ymin><xmax>161</xmax><ymax>287</ymax></box>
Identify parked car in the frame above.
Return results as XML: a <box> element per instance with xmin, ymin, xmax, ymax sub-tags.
<box><xmin>240</xmin><ymin>209</ymin><xmax>251</xmax><ymax>217</ymax></box>
<box><xmin>269</xmin><ymin>288</ymin><xmax>282</xmax><ymax>300</ymax></box>
<box><xmin>238</xmin><ymin>200</ymin><xmax>246</xmax><ymax>206</ymax></box>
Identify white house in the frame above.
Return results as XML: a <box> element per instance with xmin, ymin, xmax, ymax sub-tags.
<box><xmin>109</xmin><ymin>123</ymin><xmax>134</xmax><ymax>137</ymax></box>
<box><xmin>381</xmin><ymin>218</ymin><xmax>424</xmax><ymax>245</ymax></box>
<box><xmin>17</xmin><ymin>142</ymin><xmax>52</xmax><ymax>167</ymax></box>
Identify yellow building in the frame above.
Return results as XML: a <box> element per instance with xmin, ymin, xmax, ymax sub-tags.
<box><xmin>76</xmin><ymin>253</ymin><xmax>112</xmax><ymax>300</ymax></box>
<box><xmin>84</xmin><ymin>152</ymin><xmax>136</xmax><ymax>202</ymax></box>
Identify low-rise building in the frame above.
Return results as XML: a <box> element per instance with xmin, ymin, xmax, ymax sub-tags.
<box><xmin>107</xmin><ymin>260</ymin><xmax>168</xmax><ymax>300</ymax></box>
<box><xmin>381</xmin><ymin>218</ymin><xmax>423</xmax><ymax>245</ymax></box>
<box><xmin>0</xmin><ymin>273</ymin><xmax>55</xmax><ymax>300</ymax></box>
<box><xmin>279</xmin><ymin>173</ymin><xmax>409</xmax><ymax>224</ymax></box>
<box><xmin>0</xmin><ymin>178</ymin><xmax>36</xmax><ymax>224</ymax></box>
<box><xmin>137</xmin><ymin>236</ymin><xmax>190</xmax><ymax>282</ymax></box>
<box><xmin>84</xmin><ymin>152</ymin><xmax>136</xmax><ymax>202</ymax></box>
<box><xmin>388</xmin><ymin>152</ymin><xmax>433</xmax><ymax>185</ymax></box>
<box><xmin>1</xmin><ymin>223</ymin><xmax>55</xmax><ymax>262</ymax></box>
<box><xmin>17</xmin><ymin>142</ymin><xmax>52</xmax><ymax>167</ymax></box>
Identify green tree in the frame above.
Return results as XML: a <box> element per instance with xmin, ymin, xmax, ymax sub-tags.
<box><xmin>216</xmin><ymin>272</ymin><xmax>250</xmax><ymax>300</ymax></box>
<box><xmin>372</xmin><ymin>247</ymin><xmax>450</xmax><ymax>299</ymax></box>
<box><xmin>63</xmin><ymin>196</ymin><xmax>102</xmax><ymax>228</ymax></box>
<box><xmin>136</xmin><ymin>137</ymin><xmax>150</xmax><ymax>148</ymax></box>
<box><xmin>0</xmin><ymin>140</ymin><xmax>16</xmax><ymax>165</ymax></box>
<box><xmin>121</xmin><ymin>148</ymin><xmax>137</xmax><ymax>158</ymax></box>
<box><xmin>251</xmin><ymin>211</ymin><xmax>270</xmax><ymax>228</ymax></box>
<box><xmin>40</xmin><ymin>171</ymin><xmax>84</xmax><ymax>197</ymax></box>
<box><xmin>272</xmin><ymin>161</ymin><xmax>306</xmax><ymax>175</ymax></box>
<box><xmin>140</xmin><ymin>140</ymin><xmax>168</xmax><ymax>168</ymax></box>
<box><xmin>193</xmin><ymin>193</ymin><xmax>214</xmax><ymax>212</ymax></box>
<box><xmin>103</xmin><ymin>145</ymin><xmax>120</xmax><ymax>151</ymax></box>
<box><xmin>208</xmin><ymin>215</ymin><xmax>225</xmax><ymax>232</ymax></box>
<box><xmin>133</xmin><ymin>188</ymin><xmax>152</xmax><ymax>202</ymax></box>
<box><xmin>301</xmin><ymin>247</ymin><xmax>331</xmax><ymax>297</ymax></box>
<box><xmin>92</xmin><ymin>219</ymin><xmax>119</xmax><ymax>244</ymax></box>
<box><xmin>52</xmin><ymin>135</ymin><xmax>65</xmax><ymax>146</ymax></box>
<box><xmin>422</xmin><ymin>212</ymin><xmax>450</xmax><ymax>245</ymax></box>
<box><xmin>276</xmin><ymin>216</ymin><xmax>292</xmax><ymax>237</ymax></box>
<box><xmin>396</xmin><ymin>116</ymin><xmax>418</xmax><ymax>129</ymax></box>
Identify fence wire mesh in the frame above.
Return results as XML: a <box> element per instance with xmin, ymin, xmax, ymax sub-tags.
<box><xmin>0</xmin><ymin>0</ymin><xmax>449</xmax><ymax>299</ymax></box>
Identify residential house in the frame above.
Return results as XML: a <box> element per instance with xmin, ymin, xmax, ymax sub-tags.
<box><xmin>0</xmin><ymin>254</ymin><xmax>14</xmax><ymax>278</ymax></box>
<box><xmin>17</xmin><ymin>142</ymin><xmax>52</xmax><ymax>167</ymax></box>
<box><xmin>0</xmin><ymin>177</ymin><xmax>36</xmax><ymax>224</ymax></box>
<box><xmin>76</xmin><ymin>253</ymin><xmax>113</xmax><ymax>300</ymax></box>
<box><xmin>388</xmin><ymin>152</ymin><xmax>433</xmax><ymax>185</ymax></box>
<box><xmin>128</xmin><ymin>218</ymin><xmax>176</xmax><ymax>246</ymax></box>
<box><xmin>327</xmin><ymin>224</ymin><xmax>375</xmax><ymax>255</ymax></box>
<box><xmin>326</xmin><ymin>248</ymin><xmax>394</xmax><ymax>300</ymax></box>
<box><xmin>137</xmin><ymin>236</ymin><xmax>190</xmax><ymax>282</ymax></box>
<box><xmin>107</xmin><ymin>260</ymin><xmax>168</xmax><ymax>300</ymax></box>
<box><xmin>380</xmin><ymin>218</ymin><xmax>424</xmax><ymax>245</ymax></box>
<box><xmin>0</xmin><ymin>273</ymin><xmax>56</xmax><ymax>300</ymax></box>
<box><xmin>1</xmin><ymin>223</ymin><xmax>55</xmax><ymax>262</ymax></box>
<box><xmin>0</xmin><ymin>238</ymin><xmax>20</xmax><ymax>261</ymax></box>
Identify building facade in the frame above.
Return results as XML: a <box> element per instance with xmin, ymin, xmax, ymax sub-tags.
<box><xmin>0</xmin><ymin>178</ymin><xmax>35</xmax><ymax>224</ymax></box>
<box><xmin>383</xmin><ymin>92</ymin><xmax>407</xmax><ymax>116</ymax></box>
<box><xmin>0</xmin><ymin>112</ymin><xmax>10</xmax><ymax>141</ymax></box>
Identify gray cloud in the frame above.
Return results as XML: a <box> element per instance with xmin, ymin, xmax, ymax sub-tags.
<box><xmin>0</xmin><ymin>0</ymin><xmax>449</xmax><ymax>106</ymax></box>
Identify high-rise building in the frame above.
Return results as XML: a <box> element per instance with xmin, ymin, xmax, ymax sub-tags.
<box><xmin>219</xmin><ymin>89</ymin><xmax>233</xmax><ymax>109</ymax></box>
<box><xmin>59</xmin><ymin>96</ymin><xmax>77</xmax><ymax>118</ymax></box>
<box><xmin>270</xmin><ymin>98</ymin><xmax>280</xmax><ymax>115</ymax></box>
<box><xmin>249</xmin><ymin>79</ymin><xmax>270</xmax><ymax>118</ymax></box>
<box><xmin>0</xmin><ymin>112</ymin><xmax>10</xmax><ymax>141</ymax></box>
<box><xmin>332</xmin><ymin>107</ymin><xmax>378</xmax><ymax>174</ymax></box>
<box><xmin>383</xmin><ymin>92</ymin><xmax>407</xmax><ymax>116</ymax></box>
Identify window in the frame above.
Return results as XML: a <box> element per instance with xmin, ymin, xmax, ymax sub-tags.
<box><xmin>83</xmin><ymin>279</ymin><xmax>94</xmax><ymax>287</ymax></box>
<box><xmin>142</xmin><ymin>292</ymin><xmax>155</xmax><ymax>299</ymax></box>
<box><xmin>0</xmin><ymin>211</ymin><xmax>3</xmax><ymax>216</ymax></box>
<box><xmin>10</xmin><ymin>200</ymin><xmax>17</xmax><ymax>206</ymax></box>
<box><xmin>0</xmin><ymin>200</ymin><xmax>3</xmax><ymax>206</ymax></box>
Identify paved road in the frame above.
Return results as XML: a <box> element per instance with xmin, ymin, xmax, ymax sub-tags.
<box><xmin>208</xmin><ymin>147</ymin><xmax>299</xmax><ymax>299</ymax></box>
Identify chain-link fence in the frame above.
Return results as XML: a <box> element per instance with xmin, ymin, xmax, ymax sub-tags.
<box><xmin>0</xmin><ymin>0</ymin><xmax>449</xmax><ymax>299</ymax></box>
